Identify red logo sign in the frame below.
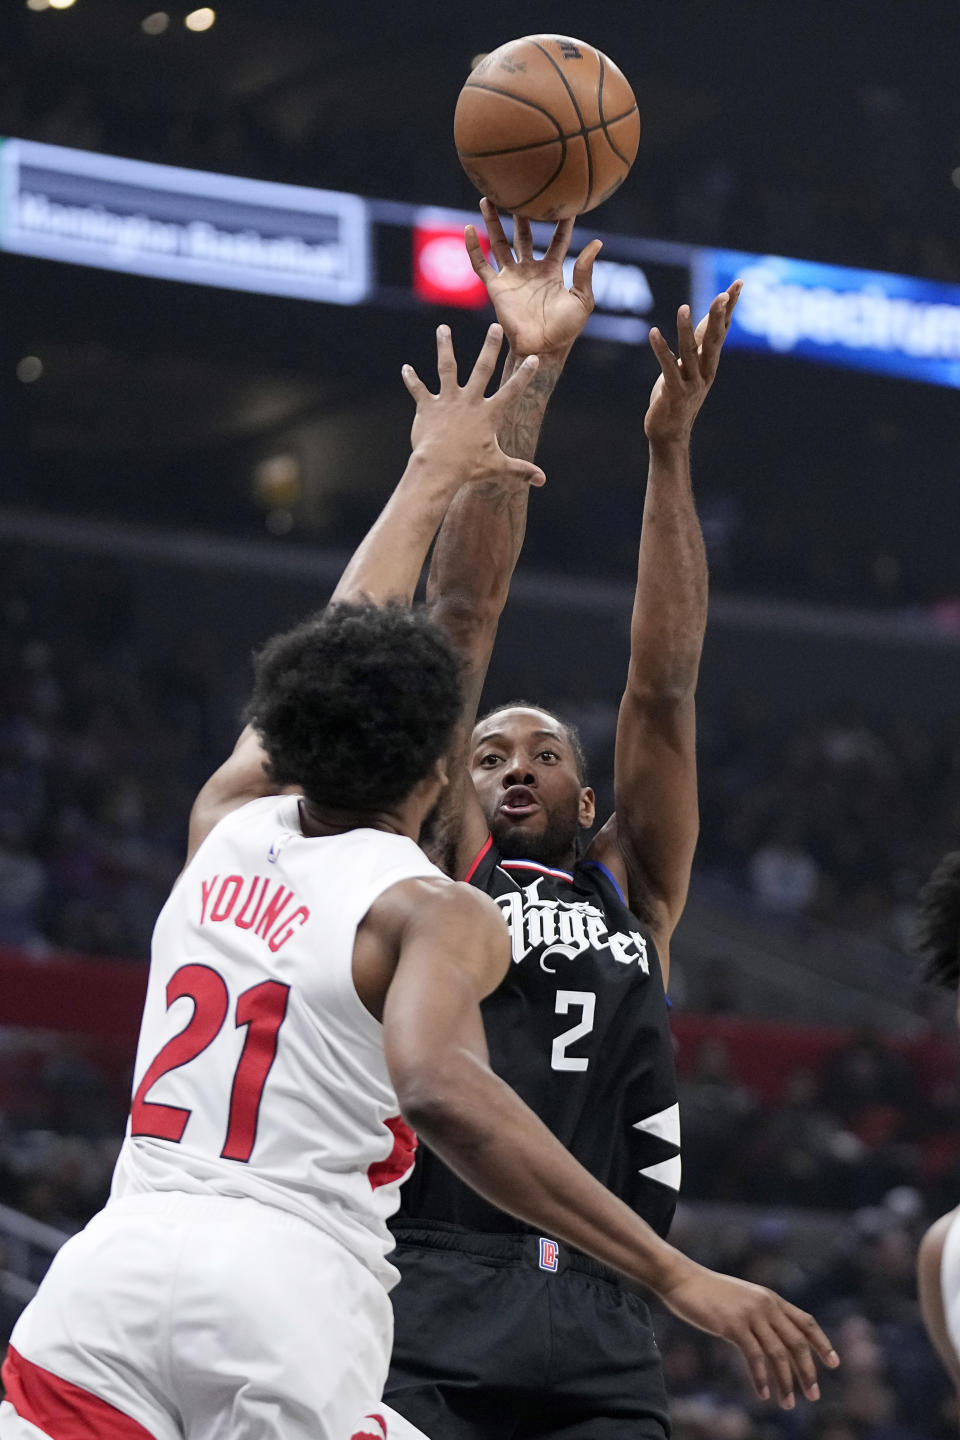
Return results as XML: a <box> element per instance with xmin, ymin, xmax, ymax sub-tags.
<box><xmin>413</xmin><ymin>222</ymin><xmax>491</xmax><ymax>308</ymax></box>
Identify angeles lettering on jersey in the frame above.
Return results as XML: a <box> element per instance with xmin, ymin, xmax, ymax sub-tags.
<box><xmin>495</xmin><ymin>877</ymin><xmax>649</xmax><ymax>973</ymax></box>
<box><xmin>199</xmin><ymin>873</ymin><xmax>310</xmax><ymax>953</ymax></box>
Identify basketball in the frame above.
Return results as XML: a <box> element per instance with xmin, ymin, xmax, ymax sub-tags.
<box><xmin>454</xmin><ymin>35</ymin><xmax>640</xmax><ymax>222</ymax></box>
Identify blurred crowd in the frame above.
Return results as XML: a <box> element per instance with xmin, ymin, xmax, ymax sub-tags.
<box><xmin>4</xmin><ymin>554</ymin><xmax>960</xmax><ymax>960</ymax></box>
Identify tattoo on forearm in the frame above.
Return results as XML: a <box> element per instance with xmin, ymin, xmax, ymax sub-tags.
<box><xmin>499</xmin><ymin>365</ymin><xmax>563</xmax><ymax>462</ymax></box>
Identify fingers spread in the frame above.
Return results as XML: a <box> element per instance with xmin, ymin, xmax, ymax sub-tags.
<box><xmin>512</xmin><ymin>212</ymin><xmax>535</xmax><ymax>262</ymax></box>
<box><xmin>493</xmin><ymin>352</ymin><xmax>539</xmax><ymax>409</ymax></box>
<box><xmin>480</xmin><ymin>198</ymin><xmax>514</xmax><ymax>270</ymax></box>
<box><xmin>647</xmin><ymin>326</ymin><xmax>684</xmax><ymax>392</ymax></box>
<box><xmin>465</xmin><ymin>323</ymin><xmax>504</xmax><ymax>396</ymax></box>
<box><xmin>435</xmin><ymin>324</ymin><xmax>458</xmax><ymax>388</ymax></box>
<box><xmin>506</xmin><ymin>456</ymin><xmax>547</xmax><ymax>488</ymax></box>
<box><xmin>571</xmin><ymin>238</ymin><xmax>603</xmax><ymax>303</ymax></box>
<box><xmin>725</xmin><ymin>278</ymin><xmax>744</xmax><ymax>326</ymax></box>
<box><xmin>400</xmin><ymin>363</ymin><xmax>428</xmax><ymax>403</ymax></box>
<box><xmin>676</xmin><ymin>304</ymin><xmax>699</xmax><ymax>374</ymax></box>
<box><xmin>464</xmin><ymin>225</ymin><xmax>496</xmax><ymax>284</ymax></box>
<box><xmin>543</xmin><ymin>215</ymin><xmax>575</xmax><ymax>266</ymax></box>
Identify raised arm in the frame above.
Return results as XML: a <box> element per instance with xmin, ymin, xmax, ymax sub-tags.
<box><xmin>424</xmin><ymin>200</ymin><xmax>602</xmax><ymax>876</ymax></box>
<box><xmin>587</xmin><ymin>284</ymin><xmax>742</xmax><ymax>978</ymax></box>
<box><xmin>382</xmin><ymin>881</ymin><xmax>838</xmax><ymax>1412</ymax></box>
<box><xmin>186</xmin><ymin>326</ymin><xmax>544</xmax><ymax>864</ymax></box>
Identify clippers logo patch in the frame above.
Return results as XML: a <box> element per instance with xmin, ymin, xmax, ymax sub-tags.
<box><xmin>539</xmin><ymin>1237</ymin><xmax>559</xmax><ymax>1271</ymax></box>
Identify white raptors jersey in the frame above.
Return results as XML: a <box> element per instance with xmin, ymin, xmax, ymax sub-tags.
<box><xmin>111</xmin><ymin>794</ymin><xmax>447</xmax><ymax>1289</ymax></box>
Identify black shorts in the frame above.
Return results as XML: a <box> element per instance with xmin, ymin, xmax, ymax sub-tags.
<box><xmin>385</xmin><ymin>1224</ymin><xmax>670</xmax><ymax>1440</ymax></box>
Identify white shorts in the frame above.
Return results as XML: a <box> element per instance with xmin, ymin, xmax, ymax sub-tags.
<box><xmin>0</xmin><ymin>1191</ymin><xmax>396</xmax><ymax>1440</ymax></box>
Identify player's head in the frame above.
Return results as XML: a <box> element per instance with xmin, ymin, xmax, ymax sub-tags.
<box><xmin>470</xmin><ymin>701</ymin><xmax>594</xmax><ymax>867</ymax></box>
<box><xmin>248</xmin><ymin>601</ymin><xmax>463</xmax><ymax>828</ymax></box>
<box><xmin>912</xmin><ymin>851</ymin><xmax>960</xmax><ymax>997</ymax></box>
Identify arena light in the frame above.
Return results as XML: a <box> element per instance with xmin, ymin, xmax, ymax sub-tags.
<box><xmin>142</xmin><ymin>11</ymin><xmax>170</xmax><ymax>34</ymax></box>
<box><xmin>185</xmin><ymin>7</ymin><xmax>215</xmax><ymax>30</ymax></box>
<box><xmin>26</xmin><ymin>0</ymin><xmax>51</xmax><ymax>12</ymax></box>
<box><xmin>48</xmin><ymin>0</ymin><xmax>77</xmax><ymax>9</ymax></box>
<box><xmin>15</xmin><ymin>356</ymin><xmax>43</xmax><ymax>383</ymax></box>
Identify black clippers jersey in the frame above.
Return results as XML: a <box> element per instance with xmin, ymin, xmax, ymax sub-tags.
<box><xmin>396</xmin><ymin>840</ymin><xmax>680</xmax><ymax>1240</ymax></box>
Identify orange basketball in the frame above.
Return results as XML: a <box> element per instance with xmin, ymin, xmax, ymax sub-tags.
<box><xmin>454</xmin><ymin>35</ymin><xmax>640</xmax><ymax>222</ymax></box>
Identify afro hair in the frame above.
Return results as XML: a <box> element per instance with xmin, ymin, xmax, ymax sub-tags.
<box><xmin>247</xmin><ymin>601</ymin><xmax>462</xmax><ymax>813</ymax></box>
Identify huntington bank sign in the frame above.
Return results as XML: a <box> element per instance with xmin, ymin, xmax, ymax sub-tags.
<box><xmin>699</xmin><ymin>249</ymin><xmax>960</xmax><ymax>388</ymax></box>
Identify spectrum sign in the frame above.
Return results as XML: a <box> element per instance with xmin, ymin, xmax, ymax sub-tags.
<box><xmin>697</xmin><ymin>249</ymin><xmax>960</xmax><ymax>388</ymax></box>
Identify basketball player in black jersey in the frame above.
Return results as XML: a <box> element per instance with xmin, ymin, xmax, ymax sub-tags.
<box><xmin>382</xmin><ymin>202</ymin><xmax>762</xmax><ymax>1440</ymax></box>
<box><xmin>208</xmin><ymin>273</ymin><xmax>838</xmax><ymax>1430</ymax></box>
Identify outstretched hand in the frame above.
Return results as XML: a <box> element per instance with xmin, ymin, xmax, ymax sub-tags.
<box><xmin>662</xmin><ymin>1261</ymin><xmax>840</xmax><ymax>1411</ymax></box>
<box><xmin>464</xmin><ymin>198</ymin><xmax>602</xmax><ymax>357</ymax></box>
<box><xmin>402</xmin><ymin>323</ymin><xmax>546</xmax><ymax>489</ymax></box>
<box><xmin>644</xmin><ymin>280</ymin><xmax>743</xmax><ymax>445</ymax></box>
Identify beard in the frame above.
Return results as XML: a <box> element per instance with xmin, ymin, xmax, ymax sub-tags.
<box><xmin>490</xmin><ymin>794</ymin><xmax>582</xmax><ymax>868</ymax></box>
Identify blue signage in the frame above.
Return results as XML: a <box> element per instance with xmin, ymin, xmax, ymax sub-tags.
<box><xmin>695</xmin><ymin>249</ymin><xmax>960</xmax><ymax>388</ymax></box>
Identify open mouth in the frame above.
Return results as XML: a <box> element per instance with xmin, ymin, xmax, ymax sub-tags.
<box><xmin>500</xmin><ymin>786</ymin><xmax>540</xmax><ymax>820</ymax></box>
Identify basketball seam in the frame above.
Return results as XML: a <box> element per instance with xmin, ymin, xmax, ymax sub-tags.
<box><xmin>459</xmin><ymin>82</ymin><xmax>564</xmax><ymax>135</ymax></box>
<box><xmin>457</xmin><ymin>106</ymin><xmax>638</xmax><ymax>159</ymax></box>
<box><xmin>507</xmin><ymin>137</ymin><xmax>570</xmax><ymax>215</ymax></box>
<box><xmin>597</xmin><ymin>53</ymin><xmax>632</xmax><ymax>168</ymax></box>
<box><xmin>528</xmin><ymin>39</ymin><xmax>592</xmax><ymax>213</ymax></box>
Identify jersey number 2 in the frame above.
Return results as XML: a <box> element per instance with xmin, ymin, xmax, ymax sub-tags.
<box><xmin>129</xmin><ymin>963</ymin><xmax>290</xmax><ymax>1162</ymax></box>
<box><xmin>551</xmin><ymin>990</ymin><xmax>596</xmax><ymax>1072</ymax></box>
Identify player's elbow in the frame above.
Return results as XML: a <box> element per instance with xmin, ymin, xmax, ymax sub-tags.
<box><xmin>392</xmin><ymin>1055</ymin><xmax>487</xmax><ymax>1154</ymax></box>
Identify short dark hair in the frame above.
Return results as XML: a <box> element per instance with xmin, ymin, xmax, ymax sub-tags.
<box><xmin>248</xmin><ymin>601</ymin><xmax>463</xmax><ymax>812</ymax></box>
<box><xmin>911</xmin><ymin>851</ymin><xmax>960</xmax><ymax>989</ymax></box>
<box><xmin>475</xmin><ymin>698</ymin><xmax>588</xmax><ymax>784</ymax></box>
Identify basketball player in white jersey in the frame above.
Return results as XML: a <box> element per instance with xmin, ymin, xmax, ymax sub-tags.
<box><xmin>0</xmin><ymin>326</ymin><xmax>837</xmax><ymax>1440</ymax></box>
<box><xmin>912</xmin><ymin>852</ymin><xmax>960</xmax><ymax>1410</ymax></box>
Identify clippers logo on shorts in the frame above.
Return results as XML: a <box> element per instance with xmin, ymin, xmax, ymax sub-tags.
<box><xmin>539</xmin><ymin>1237</ymin><xmax>559</xmax><ymax>1271</ymax></box>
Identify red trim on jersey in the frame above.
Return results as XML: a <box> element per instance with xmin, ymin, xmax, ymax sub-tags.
<box><xmin>463</xmin><ymin>834</ymin><xmax>493</xmax><ymax>884</ymax></box>
<box><xmin>368</xmin><ymin>1115</ymin><xmax>417</xmax><ymax>1190</ymax></box>
<box><xmin>500</xmin><ymin>859</ymin><xmax>574</xmax><ymax>882</ymax></box>
<box><xmin>1</xmin><ymin>1346</ymin><xmax>155</xmax><ymax>1439</ymax></box>
<box><xmin>351</xmin><ymin>1415</ymin><xmax>387</xmax><ymax>1440</ymax></box>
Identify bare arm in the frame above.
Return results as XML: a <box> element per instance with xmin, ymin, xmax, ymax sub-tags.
<box><xmin>185</xmin><ymin>326</ymin><xmax>543</xmax><ymax>865</ymax></box>
<box><xmin>423</xmin><ymin>202</ymin><xmax>602</xmax><ymax>876</ymax></box>
<box><xmin>918</xmin><ymin>1210</ymin><xmax>960</xmax><ymax>1400</ymax></box>
<box><xmin>383</xmin><ymin>884</ymin><xmax>838</xmax><ymax>1411</ymax></box>
<box><xmin>588</xmin><ymin>285</ymin><xmax>742</xmax><ymax>978</ymax></box>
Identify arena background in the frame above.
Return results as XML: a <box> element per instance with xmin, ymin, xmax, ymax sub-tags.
<box><xmin>2</xmin><ymin>2</ymin><xmax>960</xmax><ymax>1435</ymax></box>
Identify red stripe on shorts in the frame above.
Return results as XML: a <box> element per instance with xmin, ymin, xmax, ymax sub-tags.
<box><xmin>1</xmin><ymin>1345</ymin><xmax>155</xmax><ymax>1439</ymax></box>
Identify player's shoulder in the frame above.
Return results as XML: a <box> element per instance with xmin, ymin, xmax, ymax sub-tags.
<box><xmin>376</xmin><ymin>871</ymin><xmax>503</xmax><ymax>929</ymax></box>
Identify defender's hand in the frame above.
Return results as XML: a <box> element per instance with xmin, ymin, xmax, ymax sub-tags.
<box><xmin>661</xmin><ymin>1262</ymin><xmax>839</xmax><ymax>1410</ymax></box>
<box><xmin>402</xmin><ymin>323</ymin><xmax>546</xmax><ymax>488</ymax></box>
<box><xmin>644</xmin><ymin>280</ymin><xmax>742</xmax><ymax>446</ymax></box>
<box><xmin>464</xmin><ymin>198</ymin><xmax>602</xmax><ymax>357</ymax></box>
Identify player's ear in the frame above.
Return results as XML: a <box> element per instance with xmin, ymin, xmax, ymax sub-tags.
<box><xmin>578</xmin><ymin>786</ymin><xmax>596</xmax><ymax>828</ymax></box>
